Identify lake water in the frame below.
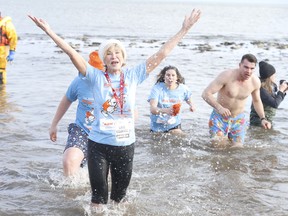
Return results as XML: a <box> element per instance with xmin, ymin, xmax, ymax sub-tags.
<box><xmin>1</xmin><ymin>0</ymin><xmax>288</xmax><ymax>215</ymax></box>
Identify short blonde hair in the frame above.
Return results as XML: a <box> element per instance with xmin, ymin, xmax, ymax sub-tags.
<box><xmin>98</xmin><ymin>39</ymin><xmax>127</xmax><ymax>63</ymax></box>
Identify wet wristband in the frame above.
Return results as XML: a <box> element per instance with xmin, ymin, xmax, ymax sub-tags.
<box><xmin>260</xmin><ymin>117</ymin><xmax>267</xmax><ymax>121</ymax></box>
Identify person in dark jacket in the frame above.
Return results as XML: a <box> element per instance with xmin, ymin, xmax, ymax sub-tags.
<box><xmin>250</xmin><ymin>61</ymin><xmax>288</xmax><ymax>126</ymax></box>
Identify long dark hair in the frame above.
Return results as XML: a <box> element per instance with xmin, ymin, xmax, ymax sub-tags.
<box><xmin>155</xmin><ymin>65</ymin><xmax>185</xmax><ymax>84</ymax></box>
<box><xmin>261</xmin><ymin>77</ymin><xmax>275</xmax><ymax>94</ymax></box>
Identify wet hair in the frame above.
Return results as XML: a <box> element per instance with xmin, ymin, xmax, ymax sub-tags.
<box><xmin>155</xmin><ymin>65</ymin><xmax>185</xmax><ymax>84</ymax></box>
<box><xmin>241</xmin><ymin>54</ymin><xmax>257</xmax><ymax>64</ymax></box>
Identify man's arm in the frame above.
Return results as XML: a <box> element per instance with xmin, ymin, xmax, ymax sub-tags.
<box><xmin>202</xmin><ymin>72</ymin><xmax>231</xmax><ymax>117</ymax></box>
<box><xmin>146</xmin><ymin>9</ymin><xmax>201</xmax><ymax>73</ymax></box>
<box><xmin>251</xmin><ymin>88</ymin><xmax>271</xmax><ymax>129</ymax></box>
<box><xmin>49</xmin><ymin>96</ymin><xmax>72</xmax><ymax>142</ymax></box>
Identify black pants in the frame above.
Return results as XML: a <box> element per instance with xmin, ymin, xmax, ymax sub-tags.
<box><xmin>87</xmin><ymin>140</ymin><xmax>135</xmax><ymax>204</ymax></box>
<box><xmin>0</xmin><ymin>71</ymin><xmax>4</xmax><ymax>84</ymax></box>
<box><xmin>150</xmin><ymin>124</ymin><xmax>182</xmax><ymax>133</ymax></box>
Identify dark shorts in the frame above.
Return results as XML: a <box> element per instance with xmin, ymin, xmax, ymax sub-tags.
<box><xmin>65</xmin><ymin>123</ymin><xmax>88</xmax><ymax>167</ymax></box>
<box><xmin>150</xmin><ymin>124</ymin><xmax>182</xmax><ymax>133</ymax></box>
<box><xmin>0</xmin><ymin>71</ymin><xmax>4</xmax><ymax>85</ymax></box>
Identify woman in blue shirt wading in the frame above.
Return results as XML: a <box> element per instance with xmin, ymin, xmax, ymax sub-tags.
<box><xmin>28</xmin><ymin>9</ymin><xmax>201</xmax><ymax>207</ymax></box>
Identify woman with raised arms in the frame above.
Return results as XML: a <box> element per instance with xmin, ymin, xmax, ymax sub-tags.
<box><xmin>28</xmin><ymin>9</ymin><xmax>201</xmax><ymax>207</ymax></box>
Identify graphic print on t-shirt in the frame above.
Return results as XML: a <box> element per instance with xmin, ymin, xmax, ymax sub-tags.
<box><xmin>101</xmin><ymin>96</ymin><xmax>118</xmax><ymax>117</ymax></box>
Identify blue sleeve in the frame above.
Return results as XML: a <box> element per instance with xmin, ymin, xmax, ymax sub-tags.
<box><xmin>65</xmin><ymin>78</ymin><xmax>78</xmax><ymax>102</ymax></box>
<box><xmin>83</xmin><ymin>64</ymin><xmax>96</xmax><ymax>84</ymax></box>
<box><xmin>125</xmin><ymin>61</ymin><xmax>148</xmax><ymax>85</ymax></box>
<box><xmin>183</xmin><ymin>85</ymin><xmax>192</xmax><ymax>101</ymax></box>
<box><xmin>148</xmin><ymin>83</ymin><xmax>161</xmax><ymax>102</ymax></box>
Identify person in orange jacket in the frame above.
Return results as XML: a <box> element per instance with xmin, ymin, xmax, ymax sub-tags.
<box><xmin>0</xmin><ymin>12</ymin><xmax>18</xmax><ymax>84</ymax></box>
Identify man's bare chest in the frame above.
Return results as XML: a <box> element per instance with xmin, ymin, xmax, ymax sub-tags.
<box><xmin>224</xmin><ymin>82</ymin><xmax>253</xmax><ymax>100</ymax></box>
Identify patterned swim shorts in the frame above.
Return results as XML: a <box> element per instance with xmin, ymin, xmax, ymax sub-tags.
<box><xmin>208</xmin><ymin>109</ymin><xmax>247</xmax><ymax>143</ymax></box>
<box><xmin>65</xmin><ymin>123</ymin><xmax>88</xmax><ymax>167</ymax></box>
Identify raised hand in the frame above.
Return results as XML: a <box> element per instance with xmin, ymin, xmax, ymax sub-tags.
<box><xmin>28</xmin><ymin>15</ymin><xmax>51</xmax><ymax>33</ymax></box>
<box><xmin>28</xmin><ymin>14</ymin><xmax>87</xmax><ymax>75</ymax></box>
<box><xmin>182</xmin><ymin>9</ymin><xmax>201</xmax><ymax>32</ymax></box>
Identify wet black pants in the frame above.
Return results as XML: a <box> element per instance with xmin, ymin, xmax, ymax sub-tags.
<box><xmin>87</xmin><ymin>140</ymin><xmax>134</xmax><ymax>204</ymax></box>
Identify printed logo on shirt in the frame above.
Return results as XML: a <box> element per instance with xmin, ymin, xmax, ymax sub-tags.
<box><xmin>101</xmin><ymin>96</ymin><xmax>118</xmax><ymax>117</ymax></box>
<box><xmin>84</xmin><ymin>108</ymin><xmax>95</xmax><ymax>131</ymax></box>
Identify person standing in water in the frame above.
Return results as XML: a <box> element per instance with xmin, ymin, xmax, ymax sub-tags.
<box><xmin>29</xmin><ymin>9</ymin><xmax>201</xmax><ymax>207</ymax></box>
<box><xmin>202</xmin><ymin>54</ymin><xmax>271</xmax><ymax>149</ymax></box>
<box><xmin>250</xmin><ymin>61</ymin><xmax>287</xmax><ymax>126</ymax></box>
<box><xmin>148</xmin><ymin>65</ymin><xmax>195</xmax><ymax>134</ymax></box>
<box><xmin>49</xmin><ymin>51</ymin><xmax>103</xmax><ymax>177</ymax></box>
<box><xmin>0</xmin><ymin>12</ymin><xmax>17</xmax><ymax>84</ymax></box>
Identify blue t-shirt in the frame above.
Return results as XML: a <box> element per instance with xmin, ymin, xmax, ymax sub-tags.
<box><xmin>83</xmin><ymin>62</ymin><xmax>147</xmax><ymax>146</ymax></box>
<box><xmin>66</xmin><ymin>76</ymin><xmax>95</xmax><ymax>134</ymax></box>
<box><xmin>147</xmin><ymin>82</ymin><xmax>191</xmax><ymax>132</ymax></box>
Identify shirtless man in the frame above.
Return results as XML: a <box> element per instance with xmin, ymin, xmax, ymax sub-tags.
<box><xmin>202</xmin><ymin>54</ymin><xmax>271</xmax><ymax>148</ymax></box>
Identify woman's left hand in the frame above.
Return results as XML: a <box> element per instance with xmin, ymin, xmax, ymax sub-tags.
<box><xmin>189</xmin><ymin>105</ymin><xmax>196</xmax><ymax>112</ymax></box>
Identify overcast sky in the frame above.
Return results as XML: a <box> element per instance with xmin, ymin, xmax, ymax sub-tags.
<box><xmin>207</xmin><ymin>0</ymin><xmax>287</xmax><ymax>3</ymax></box>
<box><xmin>160</xmin><ymin>0</ymin><xmax>288</xmax><ymax>4</ymax></box>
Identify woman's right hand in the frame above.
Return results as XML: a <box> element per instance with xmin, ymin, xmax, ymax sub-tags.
<box><xmin>49</xmin><ymin>125</ymin><xmax>58</xmax><ymax>142</ymax></box>
<box><xmin>28</xmin><ymin>15</ymin><xmax>51</xmax><ymax>33</ymax></box>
